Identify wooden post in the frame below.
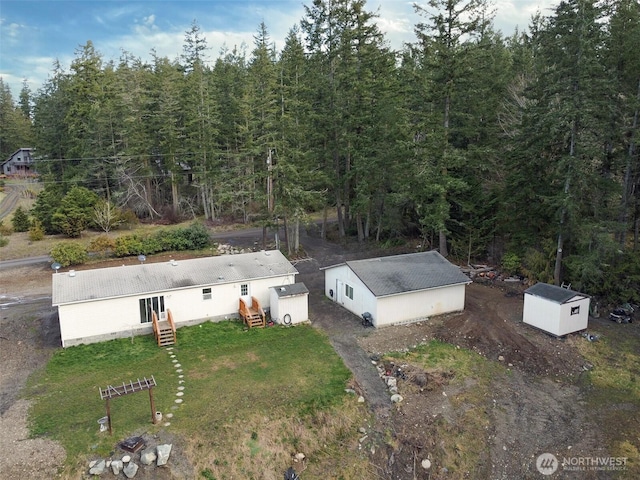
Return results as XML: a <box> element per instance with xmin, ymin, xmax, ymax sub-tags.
<box><xmin>106</xmin><ymin>398</ymin><xmax>112</xmax><ymax>435</ymax></box>
<box><xmin>149</xmin><ymin>387</ymin><xmax>157</xmax><ymax>424</ymax></box>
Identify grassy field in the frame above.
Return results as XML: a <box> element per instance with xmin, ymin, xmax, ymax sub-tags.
<box><xmin>26</xmin><ymin>321</ymin><xmax>375</xmax><ymax>479</ymax></box>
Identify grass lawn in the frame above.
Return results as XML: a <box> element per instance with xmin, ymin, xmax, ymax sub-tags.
<box><xmin>26</xmin><ymin>320</ymin><xmax>374</xmax><ymax>479</ymax></box>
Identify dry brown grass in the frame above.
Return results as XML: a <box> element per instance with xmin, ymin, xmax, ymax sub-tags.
<box><xmin>190</xmin><ymin>402</ymin><xmax>375</xmax><ymax>480</ymax></box>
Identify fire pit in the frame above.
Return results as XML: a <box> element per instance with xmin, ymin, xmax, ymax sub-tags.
<box><xmin>120</xmin><ymin>436</ymin><xmax>145</xmax><ymax>453</ymax></box>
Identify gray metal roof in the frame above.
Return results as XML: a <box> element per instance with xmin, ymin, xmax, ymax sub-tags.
<box><xmin>52</xmin><ymin>250</ymin><xmax>298</xmax><ymax>305</ymax></box>
<box><xmin>524</xmin><ymin>283</ymin><xmax>588</xmax><ymax>304</ymax></box>
<box><xmin>344</xmin><ymin>250</ymin><xmax>470</xmax><ymax>297</ymax></box>
<box><xmin>271</xmin><ymin>282</ymin><xmax>309</xmax><ymax>298</ymax></box>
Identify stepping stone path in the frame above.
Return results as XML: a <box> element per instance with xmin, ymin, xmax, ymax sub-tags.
<box><xmin>163</xmin><ymin>347</ymin><xmax>186</xmax><ymax>422</ymax></box>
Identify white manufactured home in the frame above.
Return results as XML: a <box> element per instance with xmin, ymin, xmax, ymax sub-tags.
<box><xmin>52</xmin><ymin>250</ymin><xmax>299</xmax><ymax>347</ymax></box>
<box><xmin>322</xmin><ymin>251</ymin><xmax>471</xmax><ymax>327</ymax></box>
<box><xmin>523</xmin><ymin>283</ymin><xmax>590</xmax><ymax>336</ymax></box>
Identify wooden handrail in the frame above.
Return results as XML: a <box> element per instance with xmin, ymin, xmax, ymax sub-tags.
<box><xmin>151</xmin><ymin>310</ymin><xmax>159</xmax><ymax>340</ymax></box>
<box><xmin>252</xmin><ymin>296</ymin><xmax>265</xmax><ymax>322</ymax></box>
<box><xmin>167</xmin><ymin>309</ymin><xmax>177</xmax><ymax>344</ymax></box>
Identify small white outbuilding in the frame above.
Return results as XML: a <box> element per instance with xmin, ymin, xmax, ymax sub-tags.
<box><xmin>269</xmin><ymin>283</ymin><xmax>309</xmax><ymax>325</ymax></box>
<box><xmin>523</xmin><ymin>283</ymin><xmax>590</xmax><ymax>336</ymax></box>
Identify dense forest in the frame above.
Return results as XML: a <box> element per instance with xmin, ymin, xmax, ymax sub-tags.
<box><xmin>0</xmin><ymin>0</ymin><xmax>638</xmax><ymax>304</ymax></box>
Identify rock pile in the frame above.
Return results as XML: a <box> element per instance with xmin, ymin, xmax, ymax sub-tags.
<box><xmin>87</xmin><ymin>444</ymin><xmax>172</xmax><ymax>477</ymax></box>
<box><xmin>216</xmin><ymin>243</ymin><xmax>249</xmax><ymax>255</ymax></box>
<box><xmin>372</xmin><ymin>359</ymin><xmax>404</xmax><ymax>403</ymax></box>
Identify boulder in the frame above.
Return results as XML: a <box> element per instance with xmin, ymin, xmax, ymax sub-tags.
<box><xmin>390</xmin><ymin>394</ymin><xmax>403</xmax><ymax>403</ymax></box>
<box><xmin>156</xmin><ymin>444</ymin><xmax>173</xmax><ymax>466</ymax></box>
<box><xmin>89</xmin><ymin>459</ymin><xmax>106</xmax><ymax>475</ymax></box>
<box><xmin>140</xmin><ymin>447</ymin><xmax>157</xmax><ymax>465</ymax></box>
<box><xmin>386</xmin><ymin>377</ymin><xmax>397</xmax><ymax>388</ymax></box>
<box><xmin>123</xmin><ymin>461</ymin><xmax>139</xmax><ymax>478</ymax></box>
<box><xmin>122</xmin><ymin>455</ymin><xmax>131</xmax><ymax>463</ymax></box>
<box><xmin>111</xmin><ymin>460</ymin><xmax>123</xmax><ymax>475</ymax></box>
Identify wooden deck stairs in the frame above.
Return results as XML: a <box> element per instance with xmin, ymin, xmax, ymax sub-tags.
<box><xmin>239</xmin><ymin>297</ymin><xmax>266</xmax><ymax>328</ymax></box>
<box><xmin>152</xmin><ymin>309</ymin><xmax>177</xmax><ymax>347</ymax></box>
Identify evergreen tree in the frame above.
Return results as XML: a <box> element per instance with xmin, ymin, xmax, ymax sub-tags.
<box><xmin>412</xmin><ymin>0</ymin><xmax>493</xmax><ymax>256</ymax></box>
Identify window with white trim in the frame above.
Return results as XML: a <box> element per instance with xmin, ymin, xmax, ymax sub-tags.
<box><xmin>203</xmin><ymin>288</ymin><xmax>212</xmax><ymax>300</ymax></box>
<box><xmin>570</xmin><ymin>306</ymin><xmax>580</xmax><ymax>315</ymax></box>
<box><xmin>241</xmin><ymin>284</ymin><xmax>249</xmax><ymax>296</ymax></box>
<box><xmin>345</xmin><ymin>284</ymin><xmax>354</xmax><ymax>300</ymax></box>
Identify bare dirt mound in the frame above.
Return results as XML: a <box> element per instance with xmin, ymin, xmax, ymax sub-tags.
<box><xmin>433</xmin><ymin>281</ymin><xmax>588</xmax><ymax>377</ymax></box>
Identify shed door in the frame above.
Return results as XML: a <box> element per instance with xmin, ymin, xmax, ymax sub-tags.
<box><xmin>336</xmin><ymin>280</ymin><xmax>344</xmax><ymax>304</ymax></box>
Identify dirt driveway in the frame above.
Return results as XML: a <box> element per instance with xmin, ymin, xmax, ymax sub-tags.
<box><xmin>1</xmin><ymin>225</ymin><xmax>637</xmax><ymax>479</ymax></box>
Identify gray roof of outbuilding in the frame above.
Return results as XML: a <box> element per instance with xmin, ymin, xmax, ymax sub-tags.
<box><xmin>341</xmin><ymin>251</ymin><xmax>470</xmax><ymax>297</ymax></box>
<box><xmin>271</xmin><ymin>282</ymin><xmax>309</xmax><ymax>298</ymax></box>
<box><xmin>52</xmin><ymin>250</ymin><xmax>298</xmax><ymax>305</ymax></box>
<box><xmin>524</xmin><ymin>283</ymin><xmax>588</xmax><ymax>304</ymax></box>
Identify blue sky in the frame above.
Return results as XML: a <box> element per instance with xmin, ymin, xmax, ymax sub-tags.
<box><xmin>0</xmin><ymin>0</ymin><xmax>557</xmax><ymax>99</ymax></box>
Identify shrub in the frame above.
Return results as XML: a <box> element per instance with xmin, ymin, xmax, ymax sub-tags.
<box><xmin>0</xmin><ymin>235</ymin><xmax>8</xmax><ymax>247</ymax></box>
<box><xmin>11</xmin><ymin>206</ymin><xmax>31</xmax><ymax>232</ymax></box>
<box><xmin>88</xmin><ymin>235</ymin><xmax>116</xmax><ymax>257</ymax></box>
<box><xmin>0</xmin><ymin>221</ymin><xmax>12</xmax><ymax>236</ymax></box>
<box><xmin>113</xmin><ymin>235</ymin><xmax>145</xmax><ymax>257</ymax></box>
<box><xmin>50</xmin><ymin>242</ymin><xmax>88</xmax><ymax>267</ymax></box>
<box><xmin>182</xmin><ymin>222</ymin><xmax>211</xmax><ymax>249</ymax></box>
<box><xmin>119</xmin><ymin>209</ymin><xmax>139</xmax><ymax>229</ymax></box>
<box><xmin>501</xmin><ymin>252</ymin><xmax>521</xmax><ymax>276</ymax></box>
<box><xmin>28</xmin><ymin>219</ymin><xmax>45</xmax><ymax>241</ymax></box>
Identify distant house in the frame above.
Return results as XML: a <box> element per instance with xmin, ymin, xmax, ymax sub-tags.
<box><xmin>523</xmin><ymin>283</ymin><xmax>590</xmax><ymax>336</ymax></box>
<box><xmin>52</xmin><ymin>250</ymin><xmax>302</xmax><ymax>347</ymax></box>
<box><xmin>322</xmin><ymin>251</ymin><xmax>471</xmax><ymax>327</ymax></box>
<box><xmin>1</xmin><ymin>148</ymin><xmax>36</xmax><ymax>176</ymax></box>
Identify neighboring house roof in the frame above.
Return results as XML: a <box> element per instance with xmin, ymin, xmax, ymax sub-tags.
<box><xmin>524</xmin><ymin>283</ymin><xmax>588</xmax><ymax>304</ymax></box>
<box><xmin>271</xmin><ymin>283</ymin><xmax>309</xmax><ymax>298</ymax></box>
<box><xmin>326</xmin><ymin>250</ymin><xmax>470</xmax><ymax>297</ymax></box>
<box><xmin>53</xmin><ymin>250</ymin><xmax>298</xmax><ymax>306</ymax></box>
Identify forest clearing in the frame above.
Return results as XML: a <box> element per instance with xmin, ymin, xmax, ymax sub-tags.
<box><xmin>1</xmin><ymin>227</ymin><xmax>638</xmax><ymax>479</ymax></box>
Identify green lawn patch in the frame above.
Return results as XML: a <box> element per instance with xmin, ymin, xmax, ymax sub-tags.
<box><xmin>26</xmin><ymin>320</ymin><xmax>355</xmax><ymax>474</ymax></box>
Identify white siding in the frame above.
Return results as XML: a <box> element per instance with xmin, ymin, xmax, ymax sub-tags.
<box><xmin>324</xmin><ymin>265</ymin><xmax>466</xmax><ymax>327</ymax></box>
<box><xmin>558</xmin><ymin>297</ymin><xmax>590</xmax><ymax>335</ymax></box>
<box><xmin>59</xmin><ymin>274</ymin><xmax>295</xmax><ymax>347</ymax></box>
<box><xmin>523</xmin><ymin>294</ymin><xmax>589</xmax><ymax>336</ymax></box>
<box><xmin>324</xmin><ymin>264</ymin><xmax>377</xmax><ymax>320</ymax></box>
<box><xmin>376</xmin><ymin>284</ymin><xmax>466</xmax><ymax>327</ymax></box>
<box><xmin>270</xmin><ymin>290</ymin><xmax>309</xmax><ymax>325</ymax></box>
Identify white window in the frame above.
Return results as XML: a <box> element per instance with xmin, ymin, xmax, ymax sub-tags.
<box><xmin>203</xmin><ymin>288</ymin><xmax>212</xmax><ymax>300</ymax></box>
<box><xmin>345</xmin><ymin>284</ymin><xmax>354</xmax><ymax>300</ymax></box>
<box><xmin>570</xmin><ymin>306</ymin><xmax>580</xmax><ymax>315</ymax></box>
<box><xmin>240</xmin><ymin>284</ymin><xmax>248</xmax><ymax>296</ymax></box>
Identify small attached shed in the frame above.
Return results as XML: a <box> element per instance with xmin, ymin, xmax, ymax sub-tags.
<box><xmin>523</xmin><ymin>283</ymin><xmax>590</xmax><ymax>336</ymax></box>
<box><xmin>269</xmin><ymin>283</ymin><xmax>309</xmax><ymax>325</ymax></box>
<box><xmin>322</xmin><ymin>250</ymin><xmax>471</xmax><ymax>327</ymax></box>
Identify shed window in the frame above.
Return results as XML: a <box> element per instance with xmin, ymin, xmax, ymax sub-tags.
<box><xmin>203</xmin><ymin>288</ymin><xmax>212</xmax><ymax>300</ymax></box>
<box><xmin>345</xmin><ymin>284</ymin><xmax>354</xmax><ymax>300</ymax></box>
<box><xmin>570</xmin><ymin>306</ymin><xmax>580</xmax><ymax>315</ymax></box>
<box><xmin>240</xmin><ymin>284</ymin><xmax>248</xmax><ymax>296</ymax></box>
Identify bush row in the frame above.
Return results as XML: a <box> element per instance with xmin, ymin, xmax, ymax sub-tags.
<box><xmin>50</xmin><ymin>223</ymin><xmax>211</xmax><ymax>267</ymax></box>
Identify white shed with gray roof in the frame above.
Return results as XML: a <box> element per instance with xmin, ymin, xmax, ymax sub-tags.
<box><xmin>523</xmin><ymin>283</ymin><xmax>590</xmax><ymax>336</ymax></box>
<box><xmin>322</xmin><ymin>251</ymin><xmax>471</xmax><ymax>327</ymax></box>
<box><xmin>52</xmin><ymin>250</ymin><xmax>298</xmax><ymax>347</ymax></box>
<box><xmin>269</xmin><ymin>283</ymin><xmax>309</xmax><ymax>325</ymax></box>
